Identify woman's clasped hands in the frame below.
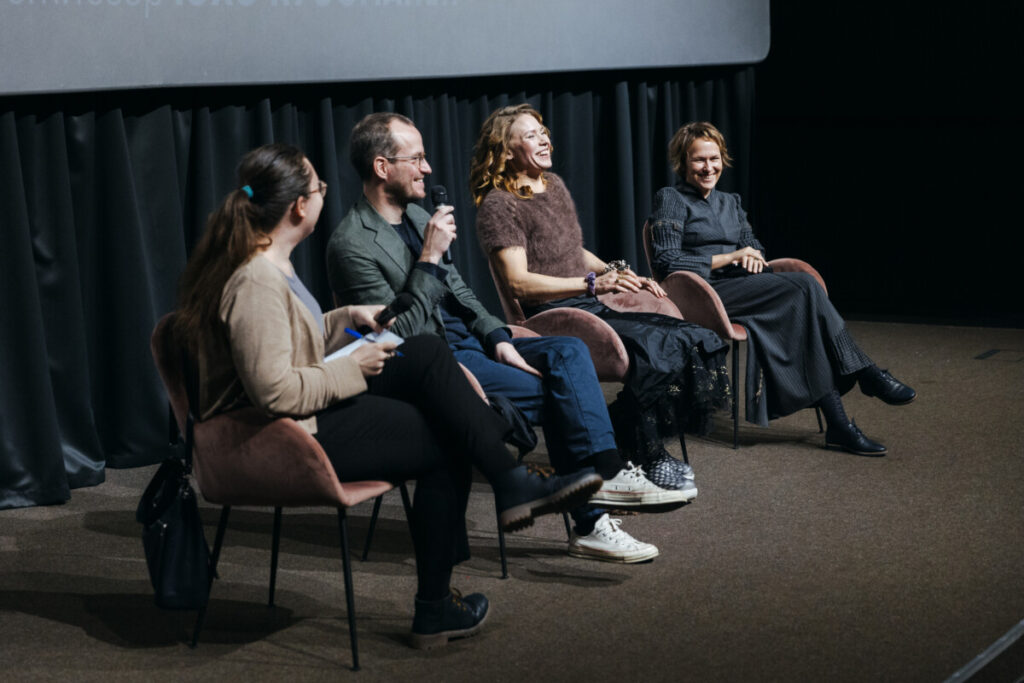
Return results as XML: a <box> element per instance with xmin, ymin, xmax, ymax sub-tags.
<box><xmin>729</xmin><ymin>246</ymin><xmax>767</xmax><ymax>273</ymax></box>
<box><xmin>594</xmin><ymin>267</ymin><xmax>667</xmax><ymax>298</ymax></box>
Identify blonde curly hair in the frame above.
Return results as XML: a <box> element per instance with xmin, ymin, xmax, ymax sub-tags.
<box><xmin>469</xmin><ymin>104</ymin><xmax>552</xmax><ymax>206</ymax></box>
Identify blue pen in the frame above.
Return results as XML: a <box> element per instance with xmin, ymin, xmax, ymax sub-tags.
<box><xmin>344</xmin><ymin>328</ymin><xmax>403</xmax><ymax>357</ymax></box>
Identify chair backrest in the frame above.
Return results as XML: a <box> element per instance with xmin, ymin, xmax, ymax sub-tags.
<box><xmin>488</xmin><ymin>261</ymin><xmax>529</xmax><ymax>325</ymax></box>
<box><xmin>642</xmin><ymin>220</ymin><xmax>657</xmax><ymax>280</ymax></box>
<box><xmin>151</xmin><ymin>313</ymin><xmax>190</xmax><ymax>436</ymax></box>
<box><xmin>149</xmin><ymin>313</ymin><xmax>392</xmax><ymax>509</ymax></box>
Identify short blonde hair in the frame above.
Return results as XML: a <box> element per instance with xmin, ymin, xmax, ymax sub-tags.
<box><xmin>668</xmin><ymin>121</ymin><xmax>733</xmax><ymax>177</ymax></box>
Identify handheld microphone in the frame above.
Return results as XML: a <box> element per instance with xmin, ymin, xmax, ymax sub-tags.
<box><xmin>375</xmin><ymin>292</ymin><xmax>416</xmax><ymax>325</ymax></box>
<box><xmin>430</xmin><ymin>184</ymin><xmax>453</xmax><ymax>264</ymax></box>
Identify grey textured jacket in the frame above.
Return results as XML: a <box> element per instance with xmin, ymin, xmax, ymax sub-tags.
<box><xmin>326</xmin><ymin>197</ymin><xmax>505</xmax><ymax>341</ymax></box>
<box><xmin>648</xmin><ymin>183</ymin><xmax>766</xmax><ymax>282</ymax></box>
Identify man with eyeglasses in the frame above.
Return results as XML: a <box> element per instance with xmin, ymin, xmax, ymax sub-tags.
<box><xmin>327</xmin><ymin>112</ymin><xmax>692</xmax><ymax>570</ymax></box>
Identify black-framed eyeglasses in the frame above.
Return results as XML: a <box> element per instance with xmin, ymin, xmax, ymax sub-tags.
<box><xmin>386</xmin><ymin>154</ymin><xmax>428</xmax><ymax>166</ymax></box>
<box><xmin>309</xmin><ymin>180</ymin><xmax>327</xmax><ymax>198</ymax></box>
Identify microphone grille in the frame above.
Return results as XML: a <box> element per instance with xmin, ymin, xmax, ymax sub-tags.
<box><xmin>430</xmin><ymin>185</ymin><xmax>448</xmax><ymax>206</ymax></box>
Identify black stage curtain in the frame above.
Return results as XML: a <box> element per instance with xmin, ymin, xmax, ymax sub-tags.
<box><xmin>0</xmin><ymin>66</ymin><xmax>755</xmax><ymax>509</ymax></box>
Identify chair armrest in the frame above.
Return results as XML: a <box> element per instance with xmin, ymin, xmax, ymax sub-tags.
<box><xmin>509</xmin><ymin>324</ymin><xmax>540</xmax><ymax>339</ymax></box>
<box><xmin>660</xmin><ymin>271</ymin><xmax>744</xmax><ymax>341</ymax></box>
<box><xmin>599</xmin><ymin>290</ymin><xmax>683</xmax><ymax>319</ymax></box>
<box><xmin>520</xmin><ymin>308</ymin><xmax>629</xmax><ymax>381</ymax></box>
<box><xmin>459</xmin><ymin>363</ymin><xmax>489</xmax><ymax>403</ymax></box>
<box><xmin>768</xmin><ymin>258</ymin><xmax>828</xmax><ymax>295</ymax></box>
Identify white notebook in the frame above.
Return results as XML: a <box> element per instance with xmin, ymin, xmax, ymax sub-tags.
<box><xmin>325</xmin><ymin>330</ymin><xmax>405</xmax><ymax>362</ymax></box>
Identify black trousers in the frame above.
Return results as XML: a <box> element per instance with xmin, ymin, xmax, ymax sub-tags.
<box><xmin>712</xmin><ymin>271</ymin><xmax>873</xmax><ymax>425</ymax></box>
<box><xmin>314</xmin><ymin>335</ymin><xmax>514</xmax><ymax>600</ymax></box>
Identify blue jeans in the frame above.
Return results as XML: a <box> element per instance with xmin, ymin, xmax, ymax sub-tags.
<box><xmin>450</xmin><ymin>334</ymin><xmax>617</xmax><ymax>531</ymax></box>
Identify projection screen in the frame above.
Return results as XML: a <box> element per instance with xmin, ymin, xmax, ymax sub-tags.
<box><xmin>0</xmin><ymin>0</ymin><xmax>770</xmax><ymax>96</ymax></box>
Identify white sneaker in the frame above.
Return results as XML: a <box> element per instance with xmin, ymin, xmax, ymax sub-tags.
<box><xmin>589</xmin><ymin>462</ymin><xmax>696</xmax><ymax>507</ymax></box>
<box><xmin>568</xmin><ymin>513</ymin><xmax>660</xmax><ymax>564</ymax></box>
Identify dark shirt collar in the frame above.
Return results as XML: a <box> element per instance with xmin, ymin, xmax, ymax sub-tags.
<box><xmin>390</xmin><ymin>213</ymin><xmax>423</xmax><ymax>254</ymax></box>
<box><xmin>676</xmin><ymin>180</ymin><xmax>715</xmax><ymax>201</ymax></box>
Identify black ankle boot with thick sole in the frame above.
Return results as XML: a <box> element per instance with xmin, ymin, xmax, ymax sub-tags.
<box><xmin>411</xmin><ymin>590</ymin><xmax>489</xmax><ymax>650</ymax></box>
<box><xmin>492</xmin><ymin>467</ymin><xmax>602</xmax><ymax>532</ymax></box>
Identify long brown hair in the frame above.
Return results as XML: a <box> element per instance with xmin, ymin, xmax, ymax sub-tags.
<box><xmin>175</xmin><ymin>143</ymin><xmax>312</xmax><ymax>351</ymax></box>
<box><xmin>469</xmin><ymin>104</ymin><xmax>551</xmax><ymax>206</ymax></box>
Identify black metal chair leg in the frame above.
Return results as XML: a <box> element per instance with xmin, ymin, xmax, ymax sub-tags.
<box><xmin>361</xmin><ymin>495</ymin><xmax>384</xmax><ymax>562</ymax></box>
<box><xmin>399</xmin><ymin>483</ymin><xmax>414</xmax><ymax>531</ymax></box>
<box><xmin>167</xmin><ymin>403</ymin><xmax>178</xmax><ymax>445</ymax></box>
<box><xmin>732</xmin><ymin>339</ymin><xmax>740</xmax><ymax>449</ymax></box>
<box><xmin>495</xmin><ymin>506</ymin><xmax>509</xmax><ymax>580</ymax></box>
<box><xmin>337</xmin><ymin>508</ymin><xmax>360</xmax><ymax>672</ymax></box>
<box><xmin>268</xmin><ymin>507</ymin><xmax>282</xmax><ymax>607</ymax></box>
<box><xmin>192</xmin><ymin>505</ymin><xmax>231</xmax><ymax>648</ymax></box>
<box><xmin>562</xmin><ymin>512</ymin><xmax>573</xmax><ymax>540</ymax></box>
<box><xmin>678</xmin><ymin>431</ymin><xmax>690</xmax><ymax>465</ymax></box>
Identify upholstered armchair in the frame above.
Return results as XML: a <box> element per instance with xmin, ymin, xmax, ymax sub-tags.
<box><xmin>641</xmin><ymin>221</ymin><xmax>827</xmax><ymax>447</ymax></box>
<box><xmin>488</xmin><ymin>263</ymin><xmax>684</xmax><ymax>383</ymax></box>
<box><xmin>150</xmin><ymin>313</ymin><xmax>392</xmax><ymax>670</ymax></box>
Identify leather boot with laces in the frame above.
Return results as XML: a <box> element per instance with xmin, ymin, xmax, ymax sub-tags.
<box><xmin>492</xmin><ymin>465</ymin><xmax>603</xmax><ymax>532</ymax></box>
<box><xmin>858</xmin><ymin>366</ymin><xmax>916</xmax><ymax>405</ymax></box>
<box><xmin>825</xmin><ymin>418</ymin><xmax>887</xmax><ymax>456</ymax></box>
<box><xmin>410</xmin><ymin>588</ymin><xmax>489</xmax><ymax>650</ymax></box>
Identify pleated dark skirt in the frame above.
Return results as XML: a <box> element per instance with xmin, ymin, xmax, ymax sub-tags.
<box><xmin>711</xmin><ymin>270</ymin><xmax>873</xmax><ymax>426</ymax></box>
<box><xmin>526</xmin><ymin>295</ymin><xmax>731</xmax><ymax>452</ymax></box>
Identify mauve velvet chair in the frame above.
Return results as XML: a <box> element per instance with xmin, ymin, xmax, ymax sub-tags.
<box><xmin>486</xmin><ymin>261</ymin><xmax>694</xmax><ymax>466</ymax></box>
<box><xmin>641</xmin><ymin>221</ymin><xmax>827</xmax><ymax>448</ymax></box>
<box><xmin>150</xmin><ymin>313</ymin><xmax>394</xmax><ymax>671</ymax></box>
<box><xmin>488</xmin><ymin>263</ymin><xmax>684</xmax><ymax>382</ymax></box>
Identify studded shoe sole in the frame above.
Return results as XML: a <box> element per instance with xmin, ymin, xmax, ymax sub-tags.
<box><xmin>410</xmin><ymin>609</ymin><xmax>489</xmax><ymax>650</ymax></box>
<box><xmin>498</xmin><ymin>473</ymin><xmax>603</xmax><ymax>532</ymax></box>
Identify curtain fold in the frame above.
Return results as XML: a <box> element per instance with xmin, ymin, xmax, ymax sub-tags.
<box><xmin>0</xmin><ymin>66</ymin><xmax>754</xmax><ymax>508</ymax></box>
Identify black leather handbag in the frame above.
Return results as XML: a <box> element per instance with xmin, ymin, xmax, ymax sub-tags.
<box><xmin>136</xmin><ymin>456</ymin><xmax>211</xmax><ymax>610</ymax></box>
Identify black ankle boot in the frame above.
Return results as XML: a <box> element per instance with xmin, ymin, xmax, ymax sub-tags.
<box><xmin>859</xmin><ymin>366</ymin><xmax>916</xmax><ymax>405</ymax></box>
<box><xmin>492</xmin><ymin>466</ymin><xmax>602</xmax><ymax>532</ymax></box>
<box><xmin>825</xmin><ymin>419</ymin><xmax>887</xmax><ymax>456</ymax></box>
<box><xmin>411</xmin><ymin>589</ymin><xmax>489</xmax><ymax>650</ymax></box>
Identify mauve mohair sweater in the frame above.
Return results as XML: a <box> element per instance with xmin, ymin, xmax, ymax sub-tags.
<box><xmin>475</xmin><ymin>173</ymin><xmax>588</xmax><ymax>277</ymax></box>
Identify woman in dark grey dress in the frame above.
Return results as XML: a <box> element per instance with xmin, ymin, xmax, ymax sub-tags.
<box><xmin>648</xmin><ymin>122</ymin><xmax>915</xmax><ymax>455</ymax></box>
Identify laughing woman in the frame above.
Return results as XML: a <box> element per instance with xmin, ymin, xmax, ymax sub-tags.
<box><xmin>471</xmin><ymin>104</ymin><xmax>731</xmax><ymax>489</ymax></box>
<box><xmin>648</xmin><ymin>121</ymin><xmax>916</xmax><ymax>455</ymax></box>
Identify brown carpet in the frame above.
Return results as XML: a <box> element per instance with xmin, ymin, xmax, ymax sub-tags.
<box><xmin>2</xmin><ymin>321</ymin><xmax>1022</xmax><ymax>682</ymax></box>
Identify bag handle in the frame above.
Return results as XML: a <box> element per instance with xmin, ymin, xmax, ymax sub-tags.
<box><xmin>180</xmin><ymin>346</ymin><xmax>199</xmax><ymax>476</ymax></box>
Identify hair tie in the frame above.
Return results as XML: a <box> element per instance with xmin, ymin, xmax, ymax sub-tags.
<box><xmin>241</xmin><ymin>185</ymin><xmax>254</xmax><ymax>198</ymax></box>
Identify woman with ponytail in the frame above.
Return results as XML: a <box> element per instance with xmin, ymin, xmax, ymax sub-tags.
<box><xmin>175</xmin><ymin>143</ymin><xmax>600</xmax><ymax>649</ymax></box>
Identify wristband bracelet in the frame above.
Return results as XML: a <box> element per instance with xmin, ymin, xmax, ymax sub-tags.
<box><xmin>601</xmin><ymin>259</ymin><xmax>629</xmax><ymax>275</ymax></box>
<box><xmin>584</xmin><ymin>271</ymin><xmax>597</xmax><ymax>296</ymax></box>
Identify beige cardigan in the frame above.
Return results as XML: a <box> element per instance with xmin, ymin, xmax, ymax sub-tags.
<box><xmin>198</xmin><ymin>254</ymin><xmax>367</xmax><ymax>434</ymax></box>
